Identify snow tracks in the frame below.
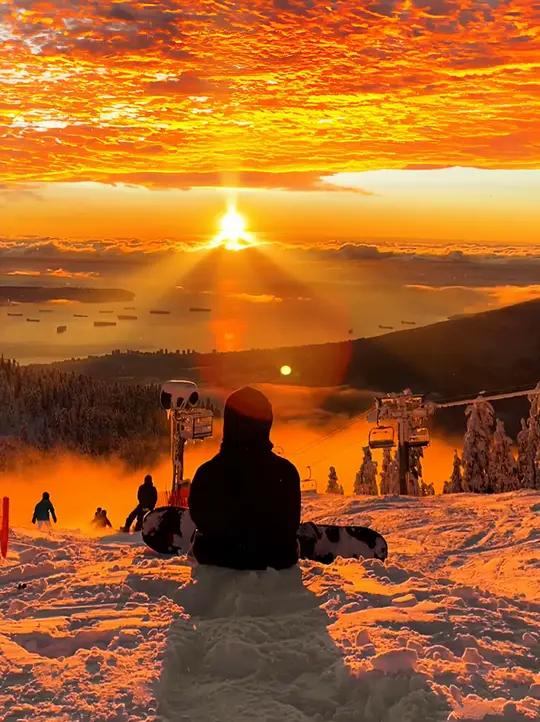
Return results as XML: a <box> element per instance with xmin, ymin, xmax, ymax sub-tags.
<box><xmin>1</xmin><ymin>491</ymin><xmax>539</xmax><ymax>721</ymax></box>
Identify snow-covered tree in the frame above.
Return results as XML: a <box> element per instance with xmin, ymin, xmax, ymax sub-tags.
<box><xmin>407</xmin><ymin>446</ymin><xmax>423</xmax><ymax>496</ymax></box>
<box><xmin>380</xmin><ymin>448</ymin><xmax>400</xmax><ymax>495</ymax></box>
<box><xmin>488</xmin><ymin>419</ymin><xmax>517</xmax><ymax>492</ymax></box>
<box><xmin>462</xmin><ymin>399</ymin><xmax>495</xmax><ymax>493</ymax></box>
<box><xmin>516</xmin><ymin>385</ymin><xmax>540</xmax><ymax>490</ymax></box>
<box><xmin>443</xmin><ymin>450</ymin><xmax>465</xmax><ymax>494</ymax></box>
<box><xmin>420</xmin><ymin>480</ymin><xmax>435</xmax><ymax>496</ymax></box>
<box><xmin>354</xmin><ymin>446</ymin><xmax>378</xmax><ymax>495</ymax></box>
<box><xmin>517</xmin><ymin>418</ymin><xmax>530</xmax><ymax>488</ymax></box>
<box><xmin>326</xmin><ymin>465</ymin><xmax>344</xmax><ymax>494</ymax></box>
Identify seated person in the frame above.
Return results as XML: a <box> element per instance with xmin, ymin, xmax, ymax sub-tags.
<box><xmin>98</xmin><ymin>509</ymin><xmax>112</xmax><ymax>528</ymax></box>
<box><xmin>189</xmin><ymin>386</ymin><xmax>301</xmax><ymax>570</ymax></box>
<box><xmin>91</xmin><ymin>508</ymin><xmax>102</xmax><ymax>526</ymax></box>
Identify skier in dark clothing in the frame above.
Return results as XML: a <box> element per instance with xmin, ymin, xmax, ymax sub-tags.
<box><xmin>122</xmin><ymin>474</ymin><xmax>158</xmax><ymax>532</ymax></box>
<box><xmin>100</xmin><ymin>509</ymin><xmax>112</xmax><ymax>528</ymax></box>
<box><xmin>32</xmin><ymin>492</ymin><xmax>57</xmax><ymax>529</ymax></box>
<box><xmin>189</xmin><ymin>386</ymin><xmax>301</xmax><ymax>570</ymax></box>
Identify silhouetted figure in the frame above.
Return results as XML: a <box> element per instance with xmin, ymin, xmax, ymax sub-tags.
<box><xmin>32</xmin><ymin>492</ymin><xmax>57</xmax><ymax>529</ymax></box>
<box><xmin>189</xmin><ymin>386</ymin><xmax>301</xmax><ymax>570</ymax></box>
<box><xmin>91</xmin><ymin>507</ymin><xmax>102</xmax><ymax>526</ymax></box>
<box><xmin>92</xmin><ymin>508</ymin><xmax>112</xmax><ymax>528</ymax></box>
<box><xmin>122</xmin><ymin>474</ymin><xmax>158</xmax><ymax>532</ymax></box>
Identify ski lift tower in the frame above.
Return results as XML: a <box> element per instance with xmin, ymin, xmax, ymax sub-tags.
<box><xmin>160</xmin><ymin>380</ymin><xmax>214</xmax><ymax>506</ymax></box>
<box><xmin>368</xmin><ymin>383</ymin><xmax>540</xmax><ymax>495</ymax></box>
<box><xmin>368</xmin><ymin>390</ymin><xmax>431</xmax><ymax>495</ymax></box>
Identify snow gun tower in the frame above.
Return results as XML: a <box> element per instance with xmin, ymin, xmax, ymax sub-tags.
<box><xmin>368</xmin><ymin>390</ymin><xmax>431</xmax><ymax>495</ymax></box>
<box><xmin>160</xmin><ymin>380</ymin><xmax>213</xmax><ymax>507</ymax></box>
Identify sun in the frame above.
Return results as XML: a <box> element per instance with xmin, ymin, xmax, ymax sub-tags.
<box><xmin>220</xmin><ymin>208</ymin><xmax>245</xmax><ymax>248</ymax></box>
<box><xmin>212</xmin><ymin>205</ymin><xmax>255</xmax><ymax>251</ymax></box>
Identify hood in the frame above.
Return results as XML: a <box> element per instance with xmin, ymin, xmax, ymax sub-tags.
<box><xmin>221</xmin><ymin>386</ymin><xmax>273</xmax><ymax>454</ymax></box>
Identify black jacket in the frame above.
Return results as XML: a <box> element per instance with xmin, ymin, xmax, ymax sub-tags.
<box><xmin>189</xmin><ymin>387</ymin><xmax>301</xmax><ymax>570</ymax></box>
<box><xmin>138</xmin><ymin>481</ymin><xmax>158</xmax><ymax>510</ymax></box>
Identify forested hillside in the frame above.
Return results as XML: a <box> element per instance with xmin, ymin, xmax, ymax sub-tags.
<box><xmin>0</xmin><ymin>357</ymin><xmax>219</xmax><ymax>468</ymax></box>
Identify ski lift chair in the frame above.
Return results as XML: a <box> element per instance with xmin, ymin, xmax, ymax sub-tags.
<box><xmin>368</xmin><ymin>425</ymin><xmax>395</xmax><ymax>450</ymax></box>
<box><xmin>408</xmin><ymin>427</ymin><xmax>430</xmax><ymax>448</ymax></box>
<box><xmin>301</xmin><ymin>478</ymin><xmax>317</xmax><ymax>493</ymax></box>
<box><xmin>301</xmin><ymin>465</ymin><xmax>317</xmax><ymax>493</ymax></box>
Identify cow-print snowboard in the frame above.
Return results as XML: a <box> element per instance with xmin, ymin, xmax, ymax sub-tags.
<box><xmin>142</xmin><ymin>506</ymin><xmax>388</xmax><ymax>563</ymax></box>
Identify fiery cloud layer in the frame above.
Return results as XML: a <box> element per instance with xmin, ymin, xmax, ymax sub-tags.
<box><xmin>0</xmin><ymin>1</ymin><xmax>538</xmax><ymax>188</ymax></box>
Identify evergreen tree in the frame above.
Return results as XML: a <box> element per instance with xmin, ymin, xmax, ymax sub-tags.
<box><xmin>516</xmin><ymin>418</ymin><xmax>530</xmax><ymax>488</ymax></box>
<box><xmin>444</xmin><ymin>450</ymin><xmax>465</xmax><ymax>493</ymax></box>
<box><xmin>380</xmin><ymin>448</ymin><xmax>400</xmax><ymax>495</ymax></box>
<box><xmin>517</xmin><ymin>385</ymin><xmax>540</xmax><ymax>489</ymax></box>
<box><xmin>326</xmin><ymin>466</ymin><xmax>344</xmax><ymax>494</ymax></box>
<box><xmin>462</xmin><ymin>399</ymin><xmax>495</xmax><ymax>493</ymax></box>
<box><xmin>407</xmin><ymin>446</ymin><xmax>423</xmax><ymax>496</ymax></box>
<box><xmin>420</xmin><ymin>480</ymin><xmax>435</xmax><ymax>496</ymax></box>
<box><xmin>489</xmin><ymin>419</ymin><xmax>517</xmax><ymax>492</ymax></box>
<box><xmin>354</xmin><ymin>446</ymin><xmax>378</xmax><ymax>495</ymax></box>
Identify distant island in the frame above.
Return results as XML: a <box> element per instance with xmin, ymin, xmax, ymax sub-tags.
<box><xmin>0</xmin><ymin>286</ymin><xmax>134</xmax><ymax>304</ymax></box>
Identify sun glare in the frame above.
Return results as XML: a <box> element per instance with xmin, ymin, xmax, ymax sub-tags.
<box><xmin>212</xmin><ymin>205</ymin><xmax>255</xmax><ymax>251</ymax></box>
<box><xmin>280</xmin><ymin>365</ymin><xmax>292</xmax><ymax>376</ymax></box>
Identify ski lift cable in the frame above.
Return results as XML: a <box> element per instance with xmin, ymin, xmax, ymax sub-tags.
<box><xmin>308</xmin><ymin>426</ymin><xmax>380</xmax><ymax>468</ymax></box>
<box><xmin>432</xmin><ymin>385</ymin><xmax>540</xmax><ymax>409</ymax></box>
<box><xmin>286</xmin><ymin>384</ymin><xmax>540</xmax><ymax>462</ymax></box>
<box><xmin>288</xmin><ymin>408</ymin><xmax>372</xmax><ymax>458</ymax></box>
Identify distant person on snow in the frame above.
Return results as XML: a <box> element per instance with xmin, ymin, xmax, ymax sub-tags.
<box><xmin>189</xmin><ymin>386</ymin><xmax>301</xmax><ymax>570</ymax></box>
<box><xmin>122</xmin><ymin>474</ymin><xmax>158</xmax><ymax>532</ymax></box>
<box><xmin>92</xmin><ymin>508</ymin><xmax>112</xmax><ymax>529</ymax></box>
<box><xmin>32</xmin><ymin>492</ymin><xmax>57</xmax><ymax>529</ymax></box>
<box><xmin>91</xmin><ymin>508</ymin><xmax>102</xmax><ymax>526</ymax></box>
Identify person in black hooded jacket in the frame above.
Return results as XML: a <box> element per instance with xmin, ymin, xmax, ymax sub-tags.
<box><xmin>189</xmin><ymin>386</ymin><xmax>301</xmax><ymax>570</ymax></box>
<box><xmin>121</xmin><ymin>474</ymin><xmax>158</xmax><ymax>532</ymax></box>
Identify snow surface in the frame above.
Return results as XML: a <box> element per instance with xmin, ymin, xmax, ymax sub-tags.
<box><xmin>1</xmin><ymin>491</ymin><xmax>538</xmax><ymax>722</ymax></box>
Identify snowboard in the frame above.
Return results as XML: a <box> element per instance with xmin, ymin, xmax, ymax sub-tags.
<box><xmin>141</xmin><ymin>506</ymin><xmax>388</xmax><ymax>563</ymax></box>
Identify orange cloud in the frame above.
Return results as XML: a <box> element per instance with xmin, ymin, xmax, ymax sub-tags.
<box><xmin>0</xmin><ymin>1</ymin><xmax>538</xmax><ymax>189</ymax></box>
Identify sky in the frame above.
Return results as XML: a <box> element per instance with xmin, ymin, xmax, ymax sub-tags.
<box><xmin>1</xmin><ymin>1</ymin><xmax>539</xmax><ymax>360</ymax></box>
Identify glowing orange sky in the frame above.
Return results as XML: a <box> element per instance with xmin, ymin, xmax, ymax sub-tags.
<box><xmin>0</xmin><ymin>1</ymin><xmax>539</xmax><ymax>243</ymax></box>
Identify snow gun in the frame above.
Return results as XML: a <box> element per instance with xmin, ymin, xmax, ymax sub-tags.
<box><xmin>160</xmin><ymin>380</ymin><xmax>214</xmax><ymax>508</ymax></box>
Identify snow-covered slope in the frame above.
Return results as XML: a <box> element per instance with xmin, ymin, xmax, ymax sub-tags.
<box><xmin>1</xmin><ymin>492</ymin><xmax>538</xmax><ymax>722</ymax></box>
